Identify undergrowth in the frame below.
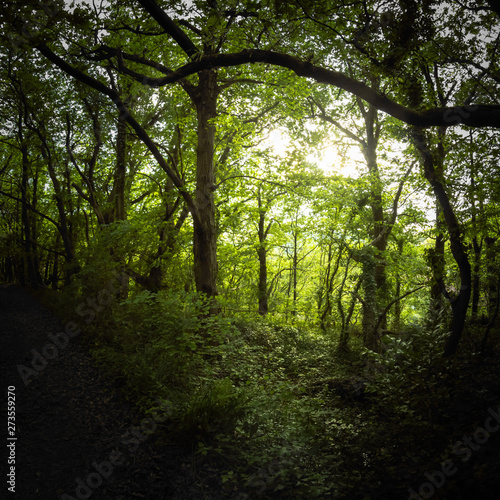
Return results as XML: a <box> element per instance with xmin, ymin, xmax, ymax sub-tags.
<box><xmin>38</xmin><ymin>285</ymin><xmax>500</xmax><ymax>499</ymax></box>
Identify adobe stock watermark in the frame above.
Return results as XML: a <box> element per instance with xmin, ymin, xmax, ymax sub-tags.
<box><xmin>443</xmin><ymin>104</ymin><xmax>479</xmax><ymax>126</ymax></box>
<box><xmin>59</xmin><ymin>398</ymin><xmax>174</xmax><ymax>500</ymax></box>
<box><xmin>16</xmin><ymin>271</ymin><xmax>129</xmax><ymax>386</ymax></box>
<box><xmin>408</xmin><ymin>405</ymin><xmax>500</xmax><ymax>499</ymax></box>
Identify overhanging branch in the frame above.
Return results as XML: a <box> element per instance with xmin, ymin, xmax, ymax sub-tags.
<box><xmin>36</xmin><ymin>43</ymin><xmax>200</xmax><ymax>225</ymax></box>
<box><xmin>98</xmin><ymin>48</ymin><xmax>500</xmax><ymax>129</ymax></box>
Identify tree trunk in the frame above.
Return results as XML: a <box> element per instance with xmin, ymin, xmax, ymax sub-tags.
<box><xmin>362</xmin><ymin>105</ymin><xmax>389</xmax><ymax>340</ymax></box>
<box><xmin>471</xmin><ymin>236</ymin><xmax>482</xmax><ymax>319</ymax></box>
<box><xmin>392</xmin><ymin>239</ymin><xmax>404</xmax><ymax>331</ymax></box>
<box><xmin>114</xmin><ymin>113</ymin><xmax>129</xmax><ymax>297</ymax></box>
<box><xmin>413</xmin><ymin>128</ymin><xmax>472</xmax><ymax>356</ymax></box>
<box><xmin>257</xmin><ymin>207</ymin><xmax>268</xmax><ymax>315</ymax></box>
<box><xmin>257</xmin><ymin>244</ymin><xmax>268</xmax><ymax>315</ymax></box>
<box><xmin>292</xmin><ymin>229</ymin><xmax>298</xmax><ymax>317</ymax></box>
<box><xmin>319</xmin><ymin>238</ymin><xmax>334</xmax><ymax>330</ymax></box>
<box><xmin>20</xmin><ymin>143</ymin><xmax>42</xmax><ymax>288</ymax></box>
<box><xmin>46</xmin><ymin>159</ymin><xmax>79</xmax><ymax>278</ymax></box>
<box><xmin>361</xmin><ymin>248</ymin><xmax>378</xmax><ymax>350</ymax></box>
<box><xmin>486</xmin><ymin>237</ymin><xmax>498</xmax><ymax>318</ymax></box>
<box><xmin>337</xmin><ymin>256</ymin><xmax>359</xmax><ymax>352</ymax></box>
<box><xmin>51</xmin><ymin>255</ymin><xmax>59</xmax><ymax>289</ymax></box>
<box><xmin>114</xmin><ymin>114</ymin><xmax>127</xmax><ymax>222</ymax></box>
<box><xmin>428</xmin><ymin>204</ymin><xmax>445</xmax><ymax>324</ymax></box>
<box><xmin>469</xmin><ymin>147</ymin><xmax>482</xmax><ymax>320</ymax></box>
<box><xmin>193</xmin><ymin>69</ymin><xmax>219</xmax><ymax>301</ymax></box>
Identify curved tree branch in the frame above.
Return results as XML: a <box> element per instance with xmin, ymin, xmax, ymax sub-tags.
<box><xmin>36</xmin><ymin>43</ymin><xmax>200</xmax><ymax>225</ymax></box>
<box><xmin>80</xmin><ymin>47</ymin><xmax>500</xmax><ymax>129</ymax></box>
<box><xmin>136</xmin><ymin>0</ymin><xmax>200</xmax><ymax>59</ymax></box>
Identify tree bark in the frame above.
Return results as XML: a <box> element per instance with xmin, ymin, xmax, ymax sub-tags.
<box><xmin>471</xmin><ymin>236</ymin><xmax>482</xmax><ymax>319</ymax></box>
<box><xmin>428</xmin><ymin>204</ymin><xmax>445</xmax><ymax>324</ymax></box>
<box><xmin>257</xmin><ymin>202</ymin><xmax>269</xmax><ymax>316</ymax></box>
<box><xmin>469</xmin><ymin>154</ymin><xmax>482</xmax><ymax>320</ymax></box>
<box><xmin>362</xmin><ymin>105</ymin><xmax>389</xmax><ymax>341</ymax></box>
<box><xmin>413</xmin><ymin>128</ymin><xmax>472</xmax><ymax>356</ymax></box>
<box><xmin>114</xmin><ymin>113</ymin><xmax>127</xmax><ymax>222</ymax></box>
<box><xmin>360</xmin><ymin>247</ymin><xmax>378</xmax><ymax>350</ymax></box>
<box><xmin>292</xmin><ymin>230</ymin><xmax>298</xmax><ymax>317</ymax></box>
<box><xmin>20</xmin><ymin>142</ymin><xmax>42</xmax><ymax>288</ymax></box>
<box><xmin>192</xmin><ymin>69</ymin><xmax>219</xmax><ymax>301</ymax></box>
<box><xmin>486</xmin><ymin>237</ymin><xmax>498</xmax><ymax>318</ymax></box>
<box><xmin>319</xmin><ymin>238</ymin><xmax>334</xmax><ymax>330</ymax></box>
<box><xmin>392</xmin><ymin>238</ymin><xmax>404</xmax><ymax>332</ymax></box>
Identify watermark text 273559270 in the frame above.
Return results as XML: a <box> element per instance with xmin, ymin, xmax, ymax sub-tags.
<box><xmin>6</xmin><ymin>386</ymin><xmax>16</xmax><ymax>494</ymax></box>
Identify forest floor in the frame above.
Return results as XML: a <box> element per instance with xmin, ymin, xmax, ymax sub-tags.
<box><xmin>4</xmin><ymin>284</ymin><xmax>500</xmax><ymax>500</ymax></box>
<box><xmin>0</xmin><ymin>285</ymin><xmax>225</xmax><ymax>500</ymax></box>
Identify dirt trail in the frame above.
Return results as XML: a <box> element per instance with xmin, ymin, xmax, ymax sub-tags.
<box><xmin>0</xmin><ymin>286</ymin><xmax>223</xmax><ymax>500</ymax></box>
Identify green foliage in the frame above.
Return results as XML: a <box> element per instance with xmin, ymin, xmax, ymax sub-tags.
<box><xmin>176</xmin><ymin>377</ymin><xmax>248</xmax><ymax>439</ymax></box>
<box><xmin>4</xmin><ymin>1</ymin><xmax>500</xmax><ymax>498</ymax></box>
<box><xmin>364</xmin><ymin>324</ymin><xmax>451</xmax><ymax>423</ymax></box>
<box><xmin>88</xmin><ymin>289</ymin><xmax>232</xmax><ymax>405</ymax></box>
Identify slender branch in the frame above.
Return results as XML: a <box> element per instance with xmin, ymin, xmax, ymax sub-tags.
<box><xmin>0</xmin><ymin>153</ymin><xmax>13</xmax><ymax>177</ymax></box>
<box><xmin>0</xmin><ymin>189</ymin><xmax>61</xmax><ymax>230</ymax></box>
<box><xmin>374</xmin><ymin>285</ymin><xmax>425</xmax><ymax>333</ymax></box>
<box><xmin>130</xmin><ymin>190</ymin><xmax>153</xmax><ymax>205</ymax></box>
<box><xmin>135</xmin><ymin>0</ymin><xmax>200</xmax><ymax>59</ymax></box>
<box><xmin>103</xmin><ymin>24</ymin><xmax>167</xmax><ymax>36</ymax></box>
<box><xmin>36</xmin><ymin>43</ymin><xmax>199</xmax><ymax>225</ymax></box>
<box><xmin>311</xmin><ymin>97</ymin><xmax>366</xmax><ymax>146</ymax></box>
<box><xmin>387</xmin><ymin>160</ymin><xmax>416</xmax><ymax>227</ymax></box>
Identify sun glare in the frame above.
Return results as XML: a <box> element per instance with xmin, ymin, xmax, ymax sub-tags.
<box><xmin>265</xmin><ymin>129</ymin><xmax>290</xmax><ymax>156</ymax></box>
<box><xmin>307</xmin><ymin>144</ymin><xmax>360</xmax><ymax>178</ymax></box>
<box><xmin>264</xmin><ymin>130</ymin><xmax>361</xmax><ymax>178</ymax></box>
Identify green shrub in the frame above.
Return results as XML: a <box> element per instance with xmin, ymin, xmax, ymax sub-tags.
<box><xmin>363</xmin><ymin>324</ymin><xmax>451</xmax><ymax>423</ymax></box>
<box><xmin>174</xmin><ymin>377</ymin><xmax>248</xmax><ymax>439</ymax></box>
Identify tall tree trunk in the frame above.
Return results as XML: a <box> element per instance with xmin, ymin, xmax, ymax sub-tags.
<box><xmin>392</xmin><ymin>238</ymin><xmax>404</xmax><ymax>332</ymax></box>
<box><xmin>360</xmin><ymin>247</ymin><xmax>378</xmax><ymax>350</ymax></box>
<box><xmin>257</xmin><ymin>244</ymin><xmax>268</xmax><ymax>316</ymax></box>
<box><xmin>362</xmin><ymin>105</ymin><xmax>389</xmax><ymax>341</ymax></box>
<box><xmin>292</xmin><ymin>229</ymin><xmax>298</xmax><ymax>317</ymax></box>
<box><xmin>413</xmin><ymin>128</ymin><xmax>472</xmax><ymax>356</ymax></box>
<box><xmin>256</xmin><ymin>188</ymin><xmax>271</xmax><ymax>316</ymax></box>
<box><xmin>319</xmin><ymin>238</ymin><xmax>334</xmax><ymax>330</ymax></box>
<box><xmin>114</xmin><ymin>113</ymin><xmax>129</xmax><ymax>297</ymax></box>
<box><xmin>471</xmin><ymin>236</ymin><xmax>482</xmax><ymax>320</ymax></box>
<box><xmin>486</xmin><ymin>237</ymin><xmax>498</xmax><ymax>318</ymax></box>
<box><xmin>192</xmin><ymin>69</ymin><xmax>219</xmax><ymax>301</ymax></box>
<box><xmin>469</xmin><ymin>157</ymin><xmax>482</xmax><ymax>320</ymax></box>
<box><xmin>114</xmin><ymin>113</ymin><xmax>127</xmax><ymax>222</ymax></box>
<box><xmin>257</xmin><ymin>203</ymin><xmax>269</xmax><ymax>316</ymax></box>
<box><xmin>51</xmin><ymin>254</ymin><xmax>59</xmax><ymax>289</ymax></box>
<box><xmin>338</xmin><ymin>275</ymin><xmax>361</xmax><ymax>353</ymax></box>
<box><xmin>20</xmin><ymin>143</ymin><xmax>42</xmax><ymax>288</ymax></box>
<box><xmin>46</xmin><ymin>159</ymin><xmax>79</xmax><ymax>279</ymax></box>
<box><xmin>428</xmin><ymin>204</ymin><xmax>445</xmax><ymax>324</ymax></box>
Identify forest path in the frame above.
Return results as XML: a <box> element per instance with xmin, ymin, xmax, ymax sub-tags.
<box><xmin>0</xmin><ymin>286</ymin><xmax>223</xmax><ymax>500</ymax></box>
